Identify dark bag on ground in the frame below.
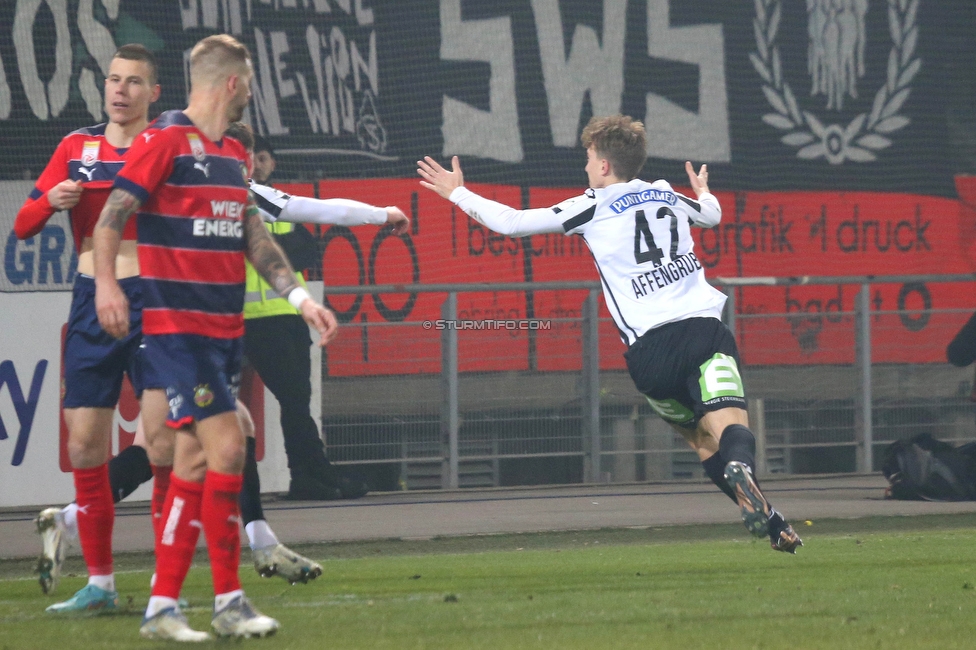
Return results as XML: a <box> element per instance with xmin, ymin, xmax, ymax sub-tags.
<box><xmin>881</xmin><ymin>433</ymin><xmax>976</xmax><ymax>501</ymax></box>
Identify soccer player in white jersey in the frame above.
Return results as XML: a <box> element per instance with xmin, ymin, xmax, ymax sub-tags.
<box><xmin>418</xmin><ymin>114</ymin><xmax>802</xmax><ymax>553</ymax></box>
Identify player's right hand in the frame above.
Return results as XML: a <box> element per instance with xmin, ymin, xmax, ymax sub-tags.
<box><xmin>95</xmin><ymin>279</ymin><xmax>130</xmax><ymax>339</ymax></box>
<box><xmin>48</xmin><ymin>180</ymin><xmax>84</xmax><ymax>211</ymax></box>
<box><xmin>385</xmin><ymin>207</ymin><xmax>409</xmax><ymax>235</ymax></box>
<box><xmin>301</xmin><ymin>299</ymin><xmax>339</xmax><ymax>346</ymax></box>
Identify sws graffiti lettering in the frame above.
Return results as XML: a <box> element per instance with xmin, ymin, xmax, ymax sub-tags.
<box><xmin>0</xmin><ymin>0</ymin><xmax>123</xmax><ymax>122</ymax></box>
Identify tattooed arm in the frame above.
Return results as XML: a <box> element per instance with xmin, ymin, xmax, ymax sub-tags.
<box><xmin>93</xmin><ymin>188</ymin><xmax>143</xmax><ymax>339</ymax></box>
<box><xmin>243</xmin><ymin>197</ymin><xmax>302</xmax><ymax>297</ymax></box>
<box><xmin>243</xmin><ymin>194</ymin><xmax>339</xmax><ymax>345</ymax></box>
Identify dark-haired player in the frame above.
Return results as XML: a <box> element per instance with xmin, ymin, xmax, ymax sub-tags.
<box><xmin>15</xmin><ymin>44</ymin><xmax>160</xmax><ymax>613</ymax></box>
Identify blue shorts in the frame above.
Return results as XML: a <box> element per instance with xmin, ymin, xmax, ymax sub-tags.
<box><xmin>63</xmin><ymin>275</ymin><xmax>144</xmax><ymax>409</ymax></box>
<box><xmin>142</xmin><ymin>334</ymin><xmax>242</xmax><ymax>428</ymax></box>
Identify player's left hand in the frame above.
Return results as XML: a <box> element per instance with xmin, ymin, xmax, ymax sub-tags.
<box><xmin>300</xmin><ymin>299</ymin><xmax>339</xmax><ymax>346</ymax></box>
<box><xmin>417</xmin><ymin>155</ymin><xmax>464</xmax><ymax>199</ymax></box>
<box><xmin>685</xmin><ymin>161</ymin><xmax>709</xmax><ymax>197</ymax></box>
<box><xmin>385</xmin><ymin>206</ymin><xmax>409</xmax><ymax>235</ymax></box>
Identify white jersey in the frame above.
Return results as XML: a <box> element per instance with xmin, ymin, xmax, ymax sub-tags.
<box><xmin>249</xmin><ymin>181</ymin><xmax>290</xmax><ymax>222</ymax></box>
<box><xmin>249</xmin><ymin>181</ymin><xmax>387</xmax><ymax>226</ymax></box>
<box><xmin>450</xmin><ymin>178</ymin><xmax>727</xmax><ymax>347</ymax></box>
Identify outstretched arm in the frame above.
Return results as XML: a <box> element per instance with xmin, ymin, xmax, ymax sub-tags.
<box><xmin>281</xmin><ymin>196</ymin><xmax>409</xmax><ymax>234</ymax></box>
<box><xmin>93</xmin><ymin>188</ymin><xmax>142</xmax><ymax>338</ymax></box>
<box><xmin>250</xmin><ymin>182</ymin><xmax>409</xmax><ymax>235</ymax></box>
<box><xmin>243</xmin><ymin>196</ymin><xmax>339</xmax><ymax>345</ymax></box>
<box><xmin>417</xmin><ymin>156</ymin><xmax>567</xmax><ymax>236</ymax></box>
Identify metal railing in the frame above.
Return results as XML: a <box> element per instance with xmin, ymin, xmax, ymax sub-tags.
<box><xmin>319</xmin><ymin>274</ymin><xmax>976</xmax><ymax>489</ymax></box>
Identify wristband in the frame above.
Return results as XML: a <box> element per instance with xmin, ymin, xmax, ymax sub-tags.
<box><xmin>287</xmin><ymin>287</ymin><xmax>311</xmax><ymax>309</ymax></box>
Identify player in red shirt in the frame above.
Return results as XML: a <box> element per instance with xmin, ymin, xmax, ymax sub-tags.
<box><xmin>14</xmin><ymin>44</ymin><xmax>160</xmax><ymax>613</ymax></box>
<box><xmin>93</xmin><ymin>34</ymin><xmax>338</xmax><ymax>642</ymax></box>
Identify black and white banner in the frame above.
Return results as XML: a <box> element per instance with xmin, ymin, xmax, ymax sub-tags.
<box><xmin>0</xmin><ymin>0</ymin><xmax>972</xmax><ymax>194</ymax></box>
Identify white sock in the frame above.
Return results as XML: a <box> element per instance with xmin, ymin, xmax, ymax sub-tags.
<box><xmin>88</xmin><ymin>573</ymin><xmax>115</xmax><ymax>592</ymax></box>
<box><xmin>61</xmin><ymin>503</ymin><xmax>79</xmax><ymax>539</ymax></box>
<box><xmin>214</xmin><ymin>589</ymin><xmax>244</xmax><ymax>612</ymax></box>
<box><xmin>146</xmin><ymin>596</ymin><xmax>179</xmax><ymax>618</ymax></box>
<box><xmin>245</xmin><ymin>520</ymin><xmax>279</xmax><ymax>551</ymax></box>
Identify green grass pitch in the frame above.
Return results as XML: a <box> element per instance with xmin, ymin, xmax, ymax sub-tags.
<box><xmin>2</xmin><ymin>515</ymin><xmax>976</xmax><ymax>649</ymax></box>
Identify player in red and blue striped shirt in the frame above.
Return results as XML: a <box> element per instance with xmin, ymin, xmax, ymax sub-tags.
<box><xmin>113</xmin><ymin>109</ymin><xmax>252</xmax><ymax>341</ymax></box>
<box><xmin>92</xmin><ymin>34</ymin><xmax>337</xmax><ymax>642</ymax></box>
<box><xmin>14</xmin><ymin>44</ymin><xmax>160</xmax><ymax>613</ymax></box>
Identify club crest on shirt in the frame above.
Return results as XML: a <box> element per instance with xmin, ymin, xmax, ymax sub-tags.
<box><xmin>81</xmin><ymin>141</ymin><xmax>100</xmax><ymax>167</ymax></box>
<box><xmin>187</xmin><ymin>133</ymin><xmax>207</xmax><ymax>162</ymax></box>
<box><xmin>193</xmin><ymin>384</ymin><xmax>214</xmax><ymax>408</ymax></box>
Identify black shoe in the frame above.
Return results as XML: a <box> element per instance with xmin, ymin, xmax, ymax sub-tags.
<box><xmin>768</xmin><ymin>511</ymin><xmax>803</xmax><ymax>554</ymax></box>
<box><xmin>285</xmin><ymin>474</ymin><xmax>342</xmax><ymax>501</ymax></box>
<box><xmin>723</xmin><ymin>461</ymin><xmax>770</xmax><ymax>538</ymax></box>
<box><xmin>337</xmin><ymin>469</ymin><xmax>370</xmax><ymax>499</ymax></box>
<box><xmin>297</xmin><ymin>453</ymin><xmax>341</xmax><ymax>486</ymax></box>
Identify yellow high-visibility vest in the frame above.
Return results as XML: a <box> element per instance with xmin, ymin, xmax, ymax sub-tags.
<box><xmin>243</xmin><ymin>220</ymin><xmax>308</xmax><ymax>320</ymax></box>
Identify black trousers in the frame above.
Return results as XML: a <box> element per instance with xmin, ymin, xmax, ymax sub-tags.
<box><xmin>243</xmin><ymin>314</ymin><xmax>327</xmax><ymax>474</ymax></box>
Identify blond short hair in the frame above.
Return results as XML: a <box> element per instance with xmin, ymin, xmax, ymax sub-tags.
<box><xmin>580</xmin><ymin>115</ymin><xmax>647</xmax><ymax>181</ymax></box>
<box><xmin>189</xmin><ymin>34</ymin><xmax>251</xmax><ymax>87</ymax></box>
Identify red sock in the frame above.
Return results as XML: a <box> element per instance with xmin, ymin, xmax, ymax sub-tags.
<box><xmin>73</xmin><ymin>464</ymin><xmax>114</xmax><ymax>577</ymax></box>
<box><xmin>152</xmin><ymin>475</ymin><xmax>203</xmax><ymax>599</ymax></box>
<box><xmin>150</xmin><ymin>464</ymin><xmax>172</xmax><ymax>550</ymax></box>
<box><xmin>201</xmin><ymin>470</ymin><xmax>243</xmax><ymax>595</ymax></box>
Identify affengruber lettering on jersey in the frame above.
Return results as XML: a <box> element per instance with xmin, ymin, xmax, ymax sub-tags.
<box><xmin>451</xmin><ymin>178</ymin><xmax>726</xmax><ymax>347</ymax></box>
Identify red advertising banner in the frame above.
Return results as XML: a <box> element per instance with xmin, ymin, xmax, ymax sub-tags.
<box><xmin>698</xmin><ymin>191</ymin><xmax>960</xmax><ymax>275</ymax></box>
<box><xmin>316</xmin><ymin>179</ymin><xmax>526</xmax><ymax>376</ymax></box>
<box><xmin>301</xmin><ymin>180</ymin><xmax>973</xmax><ymax>376</ymax></box>
<box><xmin>528</xmin><ymin>187</ymin><xmax>626</xmax><ymax>371</ymax></box>
<box><xmin>720</xmin><ymin>190</ymin><xmax>973</xmax><ymax>365</ymax></box>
